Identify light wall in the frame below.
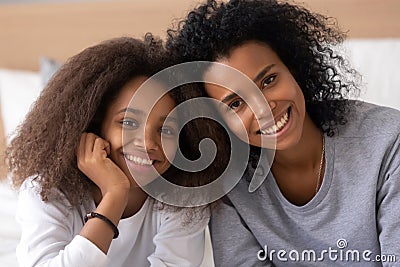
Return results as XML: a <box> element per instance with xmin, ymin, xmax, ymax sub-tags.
<box><xmin>0</xmin><ymin>0</ymin><xmax>399</xmax><ymax>71</ymax></box>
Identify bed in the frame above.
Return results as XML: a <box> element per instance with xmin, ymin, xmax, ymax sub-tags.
<box><xmin>0</xmin><ymin>1</ymin><xmax>399</xmax><ymax>266</ymax></box>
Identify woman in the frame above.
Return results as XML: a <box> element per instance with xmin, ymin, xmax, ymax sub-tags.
<box><xmin>167</xmin><ymin>0</ymin><xmax>400</xmax><ymax>266</ymax></box>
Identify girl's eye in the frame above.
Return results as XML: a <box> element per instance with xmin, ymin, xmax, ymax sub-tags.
<box><xmin>160</xmin><ymin>126</ymin><xmax>176</xmax><ymax>136</ymax></box>
<box><xmin>228</xmin><ymin>99</ymin><xmax>243</xmax><ymax>110</ymax></box>
<box><xmin>121</xmin><ymin>119</ymin><xmax>139</xmax><ymax>129</ymax></box>
<box><xmin>261</xmin><ymin>74</ymin><xmax>277</xmax><ymax>88</ymax></box>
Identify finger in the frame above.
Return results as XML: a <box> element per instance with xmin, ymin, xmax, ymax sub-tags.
<box><xmin>85</xmin><ymin>133</ymin><xmax>98</xmax><ymax>158</ymax></box>
<box><xmin>93</xmin><ymin>137</ymin><xmax>111</xmax><ymax>158</ymax></box>
<box><xmin>104</xmin><ymin>141</ymin><xmax>111</xmax><ymax>155</ymax></box>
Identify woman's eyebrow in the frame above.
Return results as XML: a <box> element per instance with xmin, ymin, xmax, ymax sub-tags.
<box><xmin>220</xmin><ymin>64</ymin><xmax>276</xmax><ymax>104</ymax></box>
<box><xmin>252</xmin><ymin>64</ymin><xmax>275</xmax><ymax>83</ymax></box>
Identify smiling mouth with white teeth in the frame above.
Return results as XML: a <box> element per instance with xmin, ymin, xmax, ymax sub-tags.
<box><xmin>259</xmin><ymin>107</ymin><xmax>291</xmax><ymax>135</ymax></box>
<box><xmin>124</xmin><ymin>154</ymin><xmax>154</xmax><ymax>166</ymax></box>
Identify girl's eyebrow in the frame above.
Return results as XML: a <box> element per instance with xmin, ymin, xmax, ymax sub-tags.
<box><xmin>118</xmin><ymin>108</ymin><xmax>178</xmax><ymax>124</ymax></box>
<box><xmin>117</xmin><ymin>107</ymin><xmax>144</xmax><ymax>116</ymax></box>
<box><xmin>221</xmin><ymin>93</ymin><xmax>239</xmax><ymax>104</ymax></box>
<box><xmin>160</xmin><ymin>115</ymin><xmax>178</xmax><ymax>124</ymax></box>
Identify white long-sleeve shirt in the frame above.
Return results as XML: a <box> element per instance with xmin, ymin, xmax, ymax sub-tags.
<box><xmin>16</xmin><ymin>180</ymin><xmax>209</xmax><ymax>267</ymax></box>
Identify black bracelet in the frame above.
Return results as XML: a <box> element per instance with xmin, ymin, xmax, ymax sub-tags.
<box><xmin>84</xmin><ymin>212</ymin><xmax>119</xmax><ymax>239</ymax></box>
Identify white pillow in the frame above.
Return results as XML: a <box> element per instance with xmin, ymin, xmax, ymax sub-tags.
<box><xmin>343</xmin><ymin>39</ymin><xmax>400</xmax><ymax>110</ymax></box>
<box><xmin>0</xmin><ymin>69</ymin><xmax>42</xmax><ymax>142</ymax></box>
<box><xmin>39</xmin><ymin>57</ymin><xmax>61</xmax><ymax>87</ymax></box>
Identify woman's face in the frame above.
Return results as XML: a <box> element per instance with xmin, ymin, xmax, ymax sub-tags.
<box><xmin>204</xmin><ymin>41</ymin><xmax>306</xmax><ymax>150</ymax></box>
<box><xmin>101</xmin><ymin>76</ymin><xmax>179</xmax><ymax>186</ymax></box>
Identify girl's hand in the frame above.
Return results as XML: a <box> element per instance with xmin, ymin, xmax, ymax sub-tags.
<box><xmin>77</xmin><ymin>133</ymin><xmax>132</xmax><ymax>254</ymax></box>
<box><xmin>77</xmin><ymin>132</ymin><xmax>130</xmax><ymax>196</ymax></box>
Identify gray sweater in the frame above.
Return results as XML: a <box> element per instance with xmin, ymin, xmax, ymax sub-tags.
<box><xmin>210</xmin><ymin>102</ymin><xmax>400</xmax><ymax>266</ymax></box>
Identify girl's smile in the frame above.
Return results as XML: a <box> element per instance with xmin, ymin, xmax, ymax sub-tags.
<box><xmin>101</xmin><ymin>76</ymin><xmax>178</xmax><ymax>187</ymax></box>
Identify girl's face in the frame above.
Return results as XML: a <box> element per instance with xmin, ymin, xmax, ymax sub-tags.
<box><xmin>101</xmin><ymin>76</ymin><xmax>179</xmax><ymax>186</ymax></box>
<box><xmin>205</xmin><ymin>41</ymin><xmax>306</xmax><ymax>150</ymax></box>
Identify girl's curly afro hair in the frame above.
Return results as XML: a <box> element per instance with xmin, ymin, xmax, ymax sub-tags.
<box><xmin>6</xmin><ymin>35</ymin><xmax>186</xmax><ymax>205</ymax></box>
<box><xmin>7</xmin><ymin>34</ymin><xmax>230</xmax><ymax>207</ymax></box>
<box><xmin>167</xmin><ymin>0</ymin><xmax>360</xmax><ymax>136</ymax></box>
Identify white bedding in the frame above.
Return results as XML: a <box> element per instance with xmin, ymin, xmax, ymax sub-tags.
<box><xmin>0</xmin><ymin>180</ymin><xmax>20</xmax><ymax>267</ymax></box>
<box><xmin>0</xmin><ymin>39</ymin><xmax>399</xmax><ymax>267</ymax></box>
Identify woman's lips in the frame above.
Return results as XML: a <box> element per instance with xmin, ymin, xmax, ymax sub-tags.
<box><xmin>258</xmin><ymin>106</ymin><xmax>291</xmax><ymax>135</ymax></box>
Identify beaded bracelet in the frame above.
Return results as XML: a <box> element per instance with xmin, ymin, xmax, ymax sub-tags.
<box><xmin>84</xmin><ymin>212</ymin><xmax>119</xmax><ymax>239</ymax></box>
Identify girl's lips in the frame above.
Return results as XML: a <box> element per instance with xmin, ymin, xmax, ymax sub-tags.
<box><xmin>124</xmin><ymin>154</ymin><xmax>153</xmax><ymax>166</ymax></box>
<box><xmin>123</xmin><ymin>150</ymin><xmax>161</xmax><ymax>162</ymax></box>
<box><xmin>123</xmin><ymin>152</ymin><xmax>160</xmax><ymax>172</ymax></box>
<box><xmin>124</xmin><ymin>154</ymin><xmax>161</xmax><ymax>185</ymax></box>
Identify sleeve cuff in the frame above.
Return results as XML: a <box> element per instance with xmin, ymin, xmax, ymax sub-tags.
<box><xmin>65</xmin><ymin>235</ymin><xmax>109</xmax><ymax>267</ymax></box>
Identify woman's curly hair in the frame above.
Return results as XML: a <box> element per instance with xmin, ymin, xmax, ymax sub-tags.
<box><xmin>166</xmin><ymin>0</ymin><xmax>360</xmax><ymax>136</ymax></box>
<box><xmin>6</xmin><ymin>35</ymin><xmax>225</xmax><ymax>206</ymax></box>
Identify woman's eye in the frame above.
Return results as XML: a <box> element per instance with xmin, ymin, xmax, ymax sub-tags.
<box><xmin>261</xmin><ymin>74</ymin><xmax>277</xmax><ymax>88</ymax></box>
<box><xmin>229</xmin><ymin>99</ymin><xmax>243</xmax><ymax>110</ymax></box>
<box><xmin>121</xmin><ymin>119</ymin><xmax>138</xmax><ymax>129</ymax></box>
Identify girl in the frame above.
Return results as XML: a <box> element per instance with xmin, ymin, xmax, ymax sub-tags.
<box><xmin>167</xmin><ymin>0</ymin><xmax>400</xmax><ymax>266</ymax></box>
<box><xmin>7</xmin><ymin>36</ymin><xmax>209</xmax><ymax>267</ymax></box>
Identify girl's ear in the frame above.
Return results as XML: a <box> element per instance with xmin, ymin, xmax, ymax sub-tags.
<box><xmin>87</xmin><ymin>113</ymin><xmax>103</xmax><ymax>136</ymax></box>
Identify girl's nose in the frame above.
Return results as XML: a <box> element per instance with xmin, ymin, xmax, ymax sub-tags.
<box><xmin>132</xmin><ymin>134</ymin><xmax>145</xmax><ymax>149</ymax></box>
<box><xmin>143</xmin><ymin>127</ymin><xmax>159</xmax><ymax>152</ymax></box>
<box><xmin>130</xmin><ymin>128</ymin><xmax>157</xmax><ymax>152</ymax></box>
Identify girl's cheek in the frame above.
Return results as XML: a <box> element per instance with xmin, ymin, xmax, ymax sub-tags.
<box><xmin>161</xmin><ymin>138</ymin><xmax>179</xmax><ymax>164</ymax></box>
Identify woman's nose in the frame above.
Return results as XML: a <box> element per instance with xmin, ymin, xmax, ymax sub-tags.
<box><xmin>251</xmin><ymin>98</ymin><xmax>276</xmax><ymax>122</ymax></box>
<box><xmin>267</xmin><ymin>99</ymin><xmax>277</xmax><ymax>110</ymax></box>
